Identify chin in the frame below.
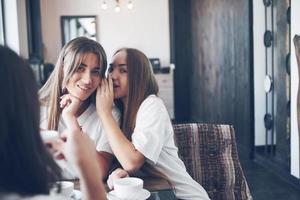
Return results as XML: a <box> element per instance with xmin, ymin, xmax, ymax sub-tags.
<box><xmin>114</xmin><ymin>94</ymin><xmax>126</xmax><ymax>101</ymax></box>
<box><xmin>113</xmin><ymin>93</ymin><xmax>122</xmax><ymax>99</ymax></box>
<box><xmin>71</xmin><ymin>92</ymin><xmax>91</xmax><ymax>102</ymax></box>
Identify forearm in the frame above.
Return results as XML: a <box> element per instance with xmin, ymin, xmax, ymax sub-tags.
<box><xmin>97</xmin><ymin>152</ymin><xmax>113</xmax><ymax>179</ymax></box>
<box><xmin>63</xmin><ymin>114</ymin><xmax>81</xmax><ymax>131</ymax></box>
<box><xmin>101</xmin><ymin>114</ymin><xmax>144</xmax><ymax>173</ymax></box>
<box><xmin>77</xmin><ymin>160</ymin><xmax>106</xmax><ymax>200</ymax></box>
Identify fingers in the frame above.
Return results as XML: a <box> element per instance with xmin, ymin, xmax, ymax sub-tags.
<box><xmin>98</xmin><ymin>79</ymin><xmax>108</xmax><ymax>98</ymax></box>
<box><xmin>107</xmin><ymin>168</ymin><xmax>129</xmax><ymax>190</ymax></box>
<box><xmin>60</xmin><ymin>94</ymin><xmax>71</xmax><ymax>108</ymax></box>
<box><xmin>108</xmin><ymin>75</ymin><xmax>113</xmax><ymax>94</ymax></box>
<box><xmin>101</xmin><ymin>78</ymin><xmax>108</xmax><ymax>93</ymax></box>
<box><xmin>60</xmin><ymin>94</ymin><xmax>73</xmax><ymax>108</ymax></box>
<box><xmin>45</xmin><ymin>138</ymin><xmax>65</xmax><ymax>160</ymax></box>
<box><xmin>107</xmin><ymin>177</ymin><xmax>113</xmax><ymax>190</ymax></box>
<box><xmin>60</xmin><ymin>94</ymin><xmax>82</xmax><ymax>107</ymax></box>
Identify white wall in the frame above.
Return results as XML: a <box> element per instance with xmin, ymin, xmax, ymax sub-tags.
<box><xmin>40</xmin><ymin>0</ymin><xmax>170</xmax><ymax>66</ymax></box>
<box><xmin>253</xmin><ymin>0</ymin><xmax>266</xmax><ymax>146</ymax></box>
<box><xmin>2</xmin><ymin>0</ymin><xmax>28</xmax><ymax>57</ymax></box>
<box><xmin>17</xmin><ymin>0</ymin><xmax>28</xmax><ymax>58</ymax></box>
<box><xmin>291</xmin><ymin>0</ymin><xmax>300</xmax><ymax>178</ymax></box>
<box><xmin>4</xmin><ymin>0</ymin><xmax>19</xmax><ymax>53</ymax></box>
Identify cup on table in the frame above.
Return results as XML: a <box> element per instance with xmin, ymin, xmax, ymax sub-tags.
<box><xmin>40</xmin><ymin>130</ymin><xmax>59</xmax><ymax>143</ymax></box>
<box><xmin>58</xmin><ymin>181</ymin><xmax>74</xmax><ymax>197</ymax></box>
<box><xmin>113</xmin><ymin>177</ymin><xmax>144</xmax><ymax>198</ymax></box>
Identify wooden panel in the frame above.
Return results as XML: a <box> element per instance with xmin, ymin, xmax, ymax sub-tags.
<box><xmin>188</xmin><ymin>0</ymin><xmax>251</xmax><ymax>148</ymax></box>
<box><xmin>274</xmin><ymin>0</ymin><xmax>290</xmax><ymax>168</ymax></box>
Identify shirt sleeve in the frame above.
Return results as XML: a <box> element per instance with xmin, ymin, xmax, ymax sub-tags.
<box><xmin>132</xmin><ymin>96</ymin><xmax>169</xmax><ymax>164</ymax></box>
<box><xmin>96</xmin><ymin>127</ymin><xmax>113</xmax><ymax>154</ymax></box>
<box><xmin>39</xmin><ymin>106</ymin><xmax>48</xmax><ymax>130</ymax></box>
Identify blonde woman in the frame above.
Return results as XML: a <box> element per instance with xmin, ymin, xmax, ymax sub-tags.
<box><xmin>39</xmin><ymin>37</ymin><xmax>120</xmax><ymax>179</ymax></box>
<box><xmin>96</xmin><ymin>48</ymin><xmax>210</xmax><ymax>200</ymax></box>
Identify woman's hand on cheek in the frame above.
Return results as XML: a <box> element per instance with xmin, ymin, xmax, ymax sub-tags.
<box><xmin>96</xmin><ymin>78</ymin><xmax>114</xmax><ymax>117</ymax></box>
<box><xmin>60</xmin><ymin>94</ymin><xmax>82</xmax><ymax>118</ymax></box>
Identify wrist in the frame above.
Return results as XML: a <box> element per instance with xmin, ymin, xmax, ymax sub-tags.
<box><xmin>63</xmin><ymin>114</ymin><xmax>81</xmax><ymax>131</ymax></box>
<box><xmin>97</xmin><ymin>109</ymin><xmax>112</xmax><ymax>118</ymax></box>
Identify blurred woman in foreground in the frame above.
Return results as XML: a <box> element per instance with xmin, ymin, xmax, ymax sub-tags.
<box><xmin>0</xmin><ymin>45</ymin><xmax>106</xmax><ymax>200</ymax></box>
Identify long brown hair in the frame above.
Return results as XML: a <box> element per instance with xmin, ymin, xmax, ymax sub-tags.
<box><xmin>113</xmin><ymin>48</ymin><xmax>171</xmax><ymax>182</ymax></box>
<box><xmin>39</xmin><ymin>37</ymin><xmax>107</xmax><ymax>130</ymax></box>
<box><xmin>115</xmin><ymin>48</ymin><xmax>158</xmax><ymax>139</ymax></box>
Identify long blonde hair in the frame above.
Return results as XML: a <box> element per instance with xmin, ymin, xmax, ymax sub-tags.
<box><xmin>39</xmin><ymin>37</ymin><xmax>107</xmax><ymax>130</ymax></box>
<box><xmin>113</xmin><ymin>48</ymin><xmax>171</xmax><ymax>183</ymax></box>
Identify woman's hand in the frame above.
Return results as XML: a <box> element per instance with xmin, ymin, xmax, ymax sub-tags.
<box><xmin>107</xmin><ymin>168</ymin><xmax>129</xmax><ymax>190</ymax></box>
<box><xmin>96</xmin><ymin>76</ymin><xmax>114</xmax><ymax>118</ymax></box>
<box><xmin>60</xmin><ymin>94</ymin><xmax>82</xmax><ymax>130</ymax></box>
<box><xmin>60</xmin><ymin>130</ymin><xmax>97</xmax><ymax>168</ymax></box>
<box><xmin>60</xmin><ymin>94</ymin><xmax>82</xmax><ymax>117</ymax></box>
<box><xmin>54</xmin><ymin>130</ymin><xmax>107</xmax><ymax>200</ymax></box>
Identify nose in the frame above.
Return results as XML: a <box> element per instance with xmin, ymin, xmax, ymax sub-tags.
<box><xmin>81</xmin><ymin>71</ymin><xmax>92</xmax><ymax>84</ymax></box>
<box><xmin>110</xmin><ymin>69</ymin><xmax>118</xmax><ymax>80</ymax></box>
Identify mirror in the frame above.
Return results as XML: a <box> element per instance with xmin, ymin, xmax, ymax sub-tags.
<box><xmin>61</xmin><ymin>15</ymin><xmax>97</xmax><ymax>46</ymax></box>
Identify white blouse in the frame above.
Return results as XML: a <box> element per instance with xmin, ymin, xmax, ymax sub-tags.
<box><xmin>131</xmin><ymin>95</ymin><xmax>210</xmax><ymax>200</ymax></box>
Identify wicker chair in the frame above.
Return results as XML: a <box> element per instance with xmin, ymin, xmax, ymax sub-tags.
<box><xmin>173</xmin><ymin>123</ymin><xmax>252</xmax><ymax>200</ymax></box>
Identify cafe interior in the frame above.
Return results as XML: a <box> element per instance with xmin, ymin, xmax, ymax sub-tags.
<box><xmin>1</xmin><ymin>0</ymin><xmax>300</xmax><ymax>199</ymax></box>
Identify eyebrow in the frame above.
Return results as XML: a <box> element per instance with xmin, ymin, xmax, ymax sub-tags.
<box><xmin>109</xmin><ymin>63</ymin><xmax>127</xmax><ymax>68</ymax></box>
<box><xmin>80</xmin><ymin>62</ymin><xmax>100</xmax><ymax>69</ymax></box>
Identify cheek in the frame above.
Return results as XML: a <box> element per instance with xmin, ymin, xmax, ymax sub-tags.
<box><xmin>92</xmin><ymin>77</ymin><xmax>101</xmax><ymax>87</ymax></box>
<box><xmin>121</xmin><ymin>75</ymin><xmax>128</xmax><ymax>88</ymax></box>
<box><xmin>122</xmin><ymin>80</ymin><xmax>129</xmax><ymax>93</ymax></box>
<box><xmin>65</xmin><ymin>74</ymin><xmax>78</xmax><ymax>87</ymax></box>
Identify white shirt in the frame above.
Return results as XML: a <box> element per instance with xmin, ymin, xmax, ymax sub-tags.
<box><xmin>0</xmin><ymin>193</ymin><xmax>66</xmax><ymax>200</ymax></box>
<box><xmin>132</xmin><ymin>95</ymin><xmax>210</xmax><ymax>200</ymax></box>
<box><xmin>40</xmin><ymin>103</ymin><xmax>120</xmax><ymax>178</ymax></box>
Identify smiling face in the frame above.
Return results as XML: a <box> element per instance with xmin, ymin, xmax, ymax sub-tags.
<box><xmin>108</xmin><ymin>50</ymin><xmax>128</xmax><ymax>103</ymax></box>
<box><xmin>65</xmin><ymin>52</ymin><xmax>101</xmax><ymax>101</ymax></box>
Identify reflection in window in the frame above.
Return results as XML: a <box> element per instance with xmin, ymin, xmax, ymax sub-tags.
<box><xmin>61</xmin><ymin>16</ymin><xmax>96</xmax><ymax>46</ymax></box>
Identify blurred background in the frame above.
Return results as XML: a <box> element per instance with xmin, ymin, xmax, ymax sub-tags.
<box><xmin>0</xmin><ymin>0</ymin><xmax>300</xmax><ymax>199</ymax></box>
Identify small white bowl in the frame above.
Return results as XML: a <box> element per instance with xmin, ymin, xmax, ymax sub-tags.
<box><xmin>113</xmin><ymin>177</ymin><xmax>143</xmax><ymax>198</ymax></box>
<box><xmin>58</xmin><ymin>181</ymin><xmax>74</xmax><ymax>197</ymax></box>
<box><xmin>40</xmin><ymin>130</ymin><xmax>59</xmax><ymax>143</ymax></box>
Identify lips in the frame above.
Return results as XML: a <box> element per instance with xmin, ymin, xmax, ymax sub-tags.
<box><xmin>77</xmin><ymin>84</ymin><xmax>91</xmax><ymax>91</ymax></box>
<box><xmin>113</xmin><ymin>83</ymin><xmax>120</xmax><ymax>88</ymax></box>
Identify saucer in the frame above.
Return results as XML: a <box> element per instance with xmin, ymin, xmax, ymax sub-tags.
<box><xmin>107</xmin><ymin>189</ymin><xmax>150</xmax><ymax>200</ymax></box>
<box><xmin>70</xmin><ymin>189</ymin><xmax>82</xmax><ymax>200</ymax></box>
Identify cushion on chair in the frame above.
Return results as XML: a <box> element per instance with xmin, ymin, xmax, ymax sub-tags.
<box><xmin>173</xmin><ymin>123</ymin><xmax>252</xmax><ymax>200</ymax></box>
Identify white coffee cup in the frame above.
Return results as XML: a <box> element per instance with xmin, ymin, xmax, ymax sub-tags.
<box><xmin>40</xmin><ymin>130</ymin><xmax>59</xmax><ymax>143</ymax></box>
<box><xmin>58</xmin><ymin>181</ymin><xmax>74</xmax><ymax>197</ymax></box>
<box><xmin>113</xmin><ymin>177</ymin><xmax>143</xmax><ymax>198</ymax></box>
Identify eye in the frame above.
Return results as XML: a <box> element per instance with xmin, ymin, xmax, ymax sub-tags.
<box><xmin>120</xmin><ymin>68</ymin><xmax>127</xmax><ymax>73</ymax></box>
<box><xmin>108</xmin><ymin>67</ymin><xmax>114</xmax><ymax>73</ymax></box>
<box><xmin>76</xmin><ymin>64</ymin><xmax>85</xmax><ymax>72</ymax></box>
<box><xmin>91</xmin><ymin>69</ymin><xmax>101</xmax><ymax>75</ymax></box>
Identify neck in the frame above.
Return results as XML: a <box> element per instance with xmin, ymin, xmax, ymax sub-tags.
<box><xmin>76</xmin><ymin>98</ymin><xmax>90</xmax><ymax>117</ymax></box>
<box><xmin>121</xmin><ymin>97</ymin><xmax>127</xmax><ymax>107</ymax></box>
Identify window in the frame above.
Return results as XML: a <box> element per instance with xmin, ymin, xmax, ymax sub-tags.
<box><xmin>0</xmin><ymin>0</ymin><xmax>5</xmax><ymax>45</ymax></box>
